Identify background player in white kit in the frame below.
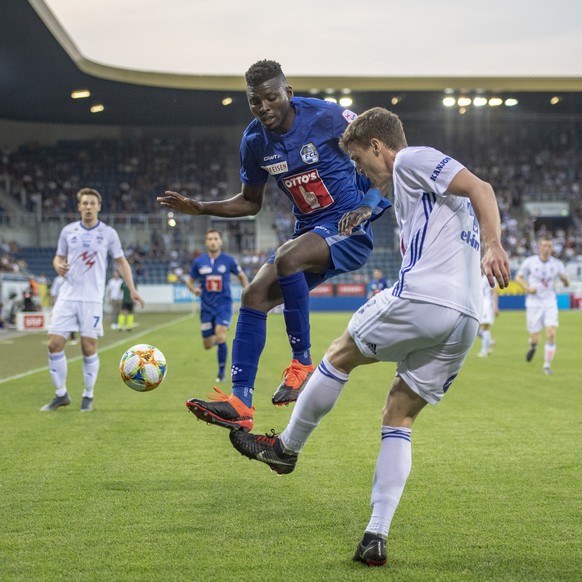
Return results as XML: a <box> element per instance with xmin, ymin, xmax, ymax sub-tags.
<box><xmin>477</xmin><ymin>273</ymin><xmax>499</xmax><ymax>357</ymax></box>
<box><xmin>515</xmin><ymin>238</ymin><xmax>569</xmax><ymax>374</ymax></box>
<box><xmin>105</xmin><ymin>270</ymin><xmax>124</xmax><ymax>330</ymax></box>
<box><xmin>230</xmin><ymin>108</ymin><xmax>510</xmax><ymax>566</ymax></box>
<box><xmin>41</xmin><ymin>188</ymin><xmax>144</xmax><ymax>412</ymax></box>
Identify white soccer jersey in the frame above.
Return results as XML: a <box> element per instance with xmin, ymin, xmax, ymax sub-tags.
<box><xmin>517</xmin><ymin>255</ymin><xmax>566</xmax><ymax>307</ymax></box>
<box><xmin>106</xmin><ymin>277</ymin><xmax>124</xmax><ymax>301</ymax></box>
<box><xmin>391</xmin><ymin>147</ymin><xmax>483</xmax><ymax>320</ymax></box>
<box><xmin>55</xmin><ymin>220</ymin><xmax>124</xmax><ymax>302</ymax></box>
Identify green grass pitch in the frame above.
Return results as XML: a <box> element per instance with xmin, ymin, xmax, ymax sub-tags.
<box><xmin>0</xmin><ymin>309</ymin><xmax>580</xmax><ymax>581</ymax></box>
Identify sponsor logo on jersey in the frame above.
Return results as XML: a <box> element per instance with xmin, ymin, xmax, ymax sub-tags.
<box><xmin>261</xmin><ymin>161</ymin><xmax>289</xmax><ymax>175</ymax></box>
<box><xmin>460</xmin><ymin>230</ymin><xmax>480</xmax><ymax>251</ymax></box>
<box><xmin>429</xmin><ymin>157</ymin><xmax>452</xmax><ymax>181</ymax></box>
<box><xmin>342</xmin><ymin>109</ymin><xmax>357</xmax><ymax>123</ymax></box>
<box><xmin>199</xmin><ymin>267</ymin><xmax>212</xmax><ymax>274</ymax></box>
<box><xmin>263</xmin><ymin>154</ymin><xmax>281</xmax><ymax>161</ymax></box>
<box><xmin>282</xmin><ymin>169</ymin><xmax>334</xmax><ymax>214</ymax></box>
<box><xmin>300</xmin><ymin>143</ymin><xmax>319</xmax><ymax>164</ymax></box>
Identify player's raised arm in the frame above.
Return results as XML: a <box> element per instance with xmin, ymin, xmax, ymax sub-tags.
<box><xmin>157</xmin><ymin>183</ymin><xmax>266</xmax><ymax>218</ymax></box>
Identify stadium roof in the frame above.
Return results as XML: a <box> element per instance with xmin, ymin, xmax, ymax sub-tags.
<box><xmin>1</xmin><ymin>0</ymin><xmax>582</xmax><ymax>127</ymax></box>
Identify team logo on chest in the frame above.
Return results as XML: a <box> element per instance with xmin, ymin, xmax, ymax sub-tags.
<box><xmin>300</xmin><ymin>143</ymin><xmax>319</xmax><ymax>164</ymax></box>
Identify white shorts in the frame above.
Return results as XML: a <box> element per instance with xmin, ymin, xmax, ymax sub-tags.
<box><xmin>526</xmin><ymin>303</ymin><xmax>559</xmax><ymax>334</ymax></box>
<box><xmin>48</xmin><ymin>299</ymin><xmax>104</xmax><ymax>339</ymax></box>
<box><xmin>481</xmin><ymin>297</ymin><xmax>495</xmax><ymax>326</ymax></box>
<box><xmin>347</xmin><ymin>293</ymin><xmax>479</xmax><ymax>405</ymax></box>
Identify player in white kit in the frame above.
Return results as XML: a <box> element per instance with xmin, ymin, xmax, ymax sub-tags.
<box><xmin>229</xmin><ymin>108</ymin><xmax>510</xmax><ymax>566</ymax></box>
<box><xmin>41</xmin><ymin>188</ymin><xmax>144</xmax><ymax>412</ymax></box>
<box><xmin>477</xmin><ymin>273</ymin><xmax>499</xmax><ymax>357</ymax></box>
<box><xmin>515</xmin><ymin>238</ymin><xmax>569</xmax><ymax>374</ymax></box>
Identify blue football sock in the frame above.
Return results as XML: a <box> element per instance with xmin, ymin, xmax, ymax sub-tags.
<box><xmin>217</xmin><ymin>342</ymin><xmax>227</xmax><ymax>377</ymax></box>
<box><xmin>231</xmin><ymin>307</ymin><xmax>267</xmax><ymax>407</ymax></box>
<box><xmin>278</xmin><ymin>272</ymin><xmax>312</xmax><ymax>366</ymax></box>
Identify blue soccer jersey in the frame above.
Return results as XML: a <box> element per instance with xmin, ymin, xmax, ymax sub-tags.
<box><xmin>190</xmin><ymin>253</ymin><xmax>242</xmax><ymax>309</ymax></box>
<box><xmin>240</xmin><ymin>97</ymin><xmax>390</xmax><ymax>232</ymax></box>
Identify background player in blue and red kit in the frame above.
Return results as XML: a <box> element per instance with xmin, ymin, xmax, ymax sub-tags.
<box><xmin>158</xmin><ymin>59</ymin><xmax>390</xmax><ymax>432</ymax></box>
<box><xmin>187</xmin><ymin>229</ymin><xmax>249</xmax><ymax>383</ymax></box>
<box><xmin>367</xmin><ymin>268</ymin><xmax>390</xmax><ymax>299</ymax></box>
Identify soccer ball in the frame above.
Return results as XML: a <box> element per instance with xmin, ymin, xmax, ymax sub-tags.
<box><xmin>119</xmin><ymin>344</ymin><xmax>167</xmax><ymax>392</ymax></box>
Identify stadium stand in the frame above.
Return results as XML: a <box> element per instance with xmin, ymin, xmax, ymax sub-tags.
<box><xmin>1</xmin><ymin>115</ymin><xmax>581</xmax><ymax>287</ymax></box>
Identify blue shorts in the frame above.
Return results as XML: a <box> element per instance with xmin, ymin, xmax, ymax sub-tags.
<box><xmin>267</xmin><ymin>220</ymin><xmax>375</xmax><ymax>290</ymax></box>
<box><xmin>200</xmin><ymin>304</ymin><xmax>233</xmax><ymax>337</ymax></box>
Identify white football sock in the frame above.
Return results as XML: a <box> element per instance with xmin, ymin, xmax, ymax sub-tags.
<box><xmin>544</xmin><ymin>343</ymin><xmax>556</xmax><ymax>367</ymax></box>
<box><xmin>280</xmin><ymin>356</ymin><xmax>349</xmax><ymax>453</ymax></box>
<box><xmin>366</xmin><ymin>425</ymin><xmax>412</xmax><ymax>538</ymax></box>
<box><xmin>48</xmin><ymin>351</ymin><xmax>68</xmax><ymax>396</ymax></box>
<box><xmin>82</xmin><ymin>354</ymin><xmax>100</xmax><ymax>398</ymax></box>
<box><xmin>481</xmin><ymin>329</ymin><xmax>491</xmax><ymax>353</ymax></box>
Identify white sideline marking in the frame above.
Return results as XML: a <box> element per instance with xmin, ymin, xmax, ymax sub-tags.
<box><xmin>0</xmin><ymin>314</ymin><xmax>193</xmax><ymax>385</ymax></box>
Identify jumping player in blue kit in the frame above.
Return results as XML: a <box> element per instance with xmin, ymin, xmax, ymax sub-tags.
<box><xmin>157</xmin><ymin>60</ymin><xmax>390</xmax><ymax>431</ymax></box>
<box><xmin>187</xmin><ymin>229</ymin><xmax>249</xmax><ymax>382</ymax></box>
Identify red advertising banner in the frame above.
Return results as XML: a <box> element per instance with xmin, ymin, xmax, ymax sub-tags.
<box><xmin>23</xmin><ymin>314</ymin><xmax>46</xmax><ymax>329</ymax></box>
<box><xmin>309</xmin><ymin>284</ymin><xmax>334</xmax><ymax>297</ymax></box>
<box><xmin>336</xmin><ymin>284</ymin><xmax>366</xmax><ymax>297</ymax></box>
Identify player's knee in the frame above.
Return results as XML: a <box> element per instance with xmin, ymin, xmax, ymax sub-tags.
<box><xmin>326</xmin><ymin>331</ymin><xmax>361</xmax><ymax>374</ymax></box>
<box><xmin>241</xmin><ymin>283</ymin><xmax>258</xmax><ymax>307</ymax></box>
<box><xmin>47</xmin><ymin>335</ymin><xmax>65</xmax><ymax>353</ymax></box>
<box><xmin>273</xmin><ymin>240</ymin><xmax>306</xmax><ymax>275</ymax></box>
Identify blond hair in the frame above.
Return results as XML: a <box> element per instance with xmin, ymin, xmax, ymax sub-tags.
<box><xmin>76</xmin><ymin>187</ymin><xmax>102</xmax><ymax>203</ymax></box>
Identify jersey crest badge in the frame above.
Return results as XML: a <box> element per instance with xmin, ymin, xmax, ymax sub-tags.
<box><xmin>300</xmin><ymin>143</ymin><xmax>319</xmax><ymax>164</ymax></box>
<box><xmin>342</xmin><ymin>109</ymin><xmax>357</xmax><ymax>123</ymax></box>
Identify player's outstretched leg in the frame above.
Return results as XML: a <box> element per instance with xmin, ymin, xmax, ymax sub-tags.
<box><xmin>186</xmin><ymin>387</ymin><xmax>255</xmax><ymax>432</ymax></box>
<box><xmin>229</xmin><ymin>429</ymin><xmax>298</xmax><ymax>474</ymax></box>
<box><xmin>352</xmin><ymin>533</ymin><xmax>387</xmax><ymax>567</ymax></box>
<box><xmin>186</xmin><ymin>307</ymin><xmax>266</xmax><ymax>431</ymax></box>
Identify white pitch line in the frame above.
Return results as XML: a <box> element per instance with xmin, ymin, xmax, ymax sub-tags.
<box><xmin>0</xmin><ymin>314</ymin><xmax>193</xmax><ymax>385</ymax></box>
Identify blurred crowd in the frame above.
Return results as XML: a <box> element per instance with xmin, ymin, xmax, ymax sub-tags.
<box><xmin>1</xmin><ymin>117</ymin><xmax>582</xmax><ymax>291</ymax></box>
<box><xmin>1</xmin><ymin>136</ymin><xmax>228</xmax><ymax>215</ymax></box>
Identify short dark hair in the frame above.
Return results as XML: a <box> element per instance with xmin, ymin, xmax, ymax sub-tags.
<box><xmin>245</xmin><ymin>60</ymin><xmax>286</xmax><ymax>87</ymax></box>
<box><xmin>206</xmin><ymin>228</ymin><xmax>222</xmax><ymax>238</ymax></box>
